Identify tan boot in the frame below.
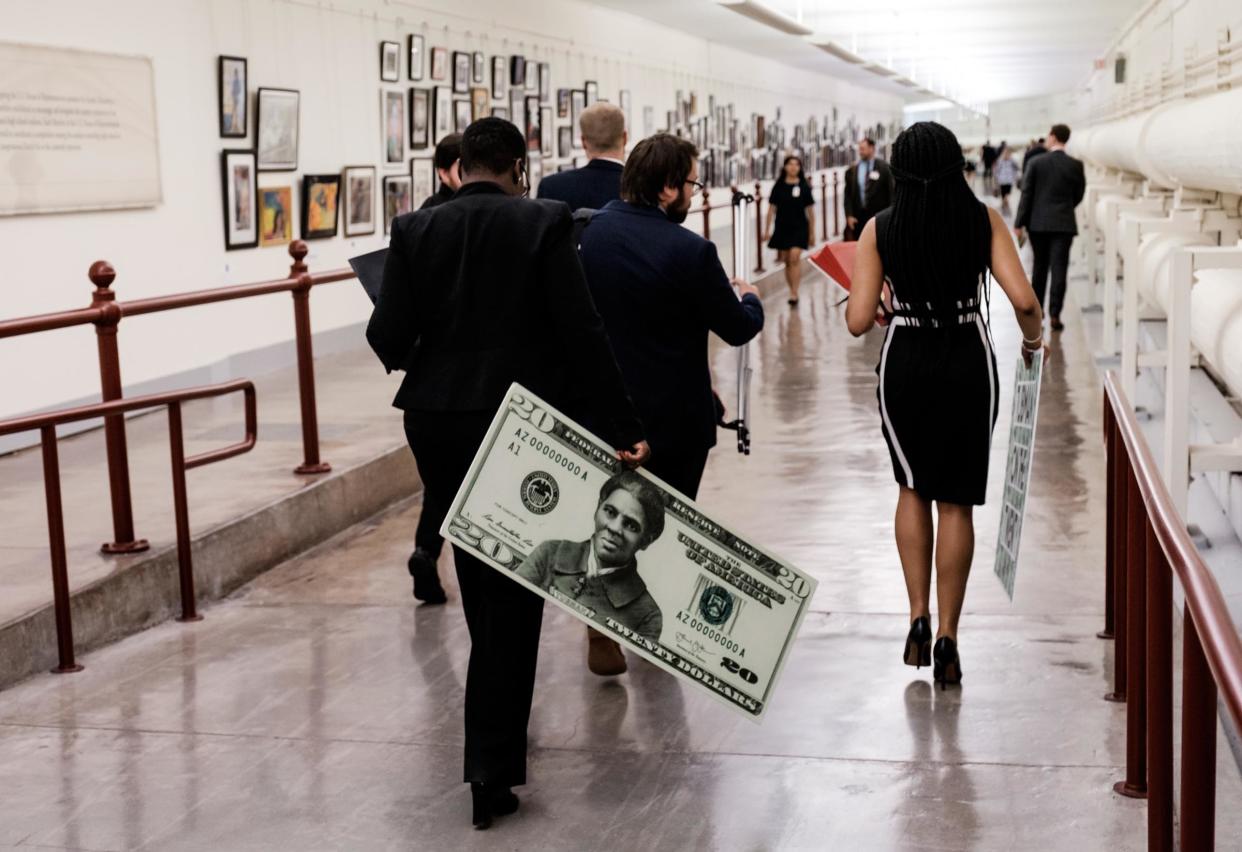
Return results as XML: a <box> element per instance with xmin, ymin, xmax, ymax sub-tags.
<box><xmin>587</xmin><ymin>627</ymin><xmax>627</xmax><ymax>676</ymax></box>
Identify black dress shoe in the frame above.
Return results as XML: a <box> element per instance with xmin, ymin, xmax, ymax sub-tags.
<box><xmin>471</xmin><ymin>782</ymin><xmax>520</xmax><ymax>830</ymax></box>
<box><xmin>1050</xmin><ymin>317</ymin><xmax>1065</xmax><ymax>332</ymax></box>
<box><xmin>933</xmin><ymin>637</ymin><xmax>963</xmax><ymax>689</ymax></box>
<box><xmin>407</xmin><ymin>548</ymin><xmax>447</xmax><ymax>604</ymax></box>
<box><xmin>903</xmin><ymin>615</ymin><xmax>932</xmax><ymax>669</ymax></box>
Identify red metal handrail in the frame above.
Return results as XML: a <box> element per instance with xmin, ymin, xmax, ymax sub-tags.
<box><xmin>1101</xmin><ymin>370</ymin><xmax>1242</xmax><ymax>851</ymax></box>
<box><xmin>0</xmin><ymin>241</ymin><xmax>351</xmax><ymax>554</ymax></box>
<box><xmin>0</xmin><ymin>380</ymin><xmax>257</xmax><ymax>673</ymax></box>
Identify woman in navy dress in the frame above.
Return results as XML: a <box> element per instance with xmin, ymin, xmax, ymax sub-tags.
<box><xmin>845</xmin><ymin>122</ymin><xmax>1044</xmax><ymax>687</ymax></box>
<box><xmin>762</xmin><ymin>155</ymin><xmax>816</xmax><ymax>306</ymax></box>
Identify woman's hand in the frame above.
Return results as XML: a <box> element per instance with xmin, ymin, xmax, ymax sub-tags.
<box><xmin>1021</xmin><ymin>337</ymin><xmax>1044</xmax><ymax>369</ymax></box>
<box><xmin>617</xmin><ymin>441</ymin><xmax>651</xmax><ymax>468</ymax></box>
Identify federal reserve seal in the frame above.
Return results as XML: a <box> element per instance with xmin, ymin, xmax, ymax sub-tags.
<box><xmin>520</xmin><ymin>471</ymin><xmax>560</xmax><ymax>515</ymax></box>
<box><xmin>698</xmin><ymin>584</ymin><xmax>735</xmax><ymax>626</ymax></box>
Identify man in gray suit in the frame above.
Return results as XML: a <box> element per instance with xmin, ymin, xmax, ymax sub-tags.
<box><xmin>1014</xmin><ymin>123</ymin><xmax>1086</xmax><ymax>332</ymax></box>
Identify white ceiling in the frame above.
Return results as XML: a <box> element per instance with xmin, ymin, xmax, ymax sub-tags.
<box><xmin>578</xmin><ymin>0</ymin><xmax>1148</xmax><ymax>106</ymax></box>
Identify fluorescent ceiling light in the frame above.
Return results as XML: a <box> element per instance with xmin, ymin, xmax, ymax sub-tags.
<box><xmin>714</xmin><ymin>0</ymin><xmax>813</xmax><ymax>36</ymax></box>
<box><xmin>904</xmin><ymin>99</ymin><xmax>954</xmax><ymax>112</ymax></box>
<box><xmin>811</xmin><ymin>40</ymin><xmax>865</xmax><ymax>64</ymax></box>
<box><xmin>893</xmin><ymin>77</ymin><xmax>920</xmax><ymax>88</ymax></box>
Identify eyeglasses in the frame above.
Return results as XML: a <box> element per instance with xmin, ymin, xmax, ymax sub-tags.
<box><xmin>686</xmin><ymin>179</ymin><xmax>706</xmax><ymax>194</ymax></box>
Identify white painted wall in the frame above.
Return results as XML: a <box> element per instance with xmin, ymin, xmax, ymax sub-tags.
<box><xmin>0</xmin><ymin>0</ymin><xmax>903</xmax><ymax>421</ymax></box>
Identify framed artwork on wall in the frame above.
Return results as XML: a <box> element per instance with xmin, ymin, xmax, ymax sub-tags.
<box><xmin>527</xmin><ymin>156</ymin><xmax>543</xmax><ymax>196</ymax></box>
<box><xmin>619</xmin><ymin>89</ymin><xmax>632</xmax><ymax>132</ymax></box>
<box><xmin>524</xmin><ymin>95</ymin><xmax>541</xmax><ymax>153</ymax></box>
<box><xmin>380</xmin><ymin>41</ymin><xmax>400</xmax><ymax>82</ymax></box>
<box><xmin>492</xmin><ymin>106</ymin><xmax>510</xmax><ymax>122</ymax></box>
<box><xmin>434</xmin><ymin>86</ymin><xmax>453</xmax><ymax>143</ymax></box>
<box><xmin>256</xmin><ymin>87</ymin><xmax>299</xmax><ymax>171</ymax></box>
<box><xmin>383</xmin><ymin>174</ymin><xmax>412</xmax><ymax>234</ymax></box>
<box><xmin>301</xmin><ymin>174</ymin><xmax>340</xmax><ymax>240</ymax></box>
<box><xmin>492</xmin><ymin>56</ymin><xmax>507</xmax><ymax>100</ymax></box>
<box><xmin>525</xmin><ymin>60</ymin><xmax>539</xmax><ymax>93</ymax></box>
<box><xmin>408</xmin><ymin>35</ymin><xmax>425</xmax><ymax>81</ymax></box>
<box><xmin>558</xmin><ymin>126</ymin><xmax>572</xmax><ymax>158</ymax></box>
<box><xmin>382</xmin><ymin>89</ymin><xmax>406</xmax><ymax>165</ymax></box>
<box><xmin>556</xmin><ymin>88</ymin><xmax>569</xmax><ymax>118</ymax></box>
<box><xmin>470</xmin><ymin>87</ymin><xmax>490</xmax><ymax>121</ymax></box>
<box><xmin>452</xmin><ymin>51</ymin><xmax>470</xmax><ymax>95</ymax></box>
<box><xmin>540</xmin><ymin>106</ymin><xmax>553</xmax><ymax>156</ymax></box>
<box><xmin>509</xmin><ymin>89</ymin><xmax>524</xmax><ymax>131</ymax></box>
<box><xmin>454</xmin><ymin>99</ymin><xmax>471</xmax><ymax>133</ymax></box>
<box><xmin>472</xmin><ymin>51</ymin><xmax>485</xmax><ymax>85</ymax></box>
<box><xmin>258</xmin><ymin>181</ymin><xmax>293</xmax><ymax>247</ymax></box>
<box><xmin>584</xmin><ymin>80</ymin><xmax>598</xmax><ymax>105</ymax></box>
<box><xmin>509</xmin><ymin>55</ymin><xmax>525</xmax><ymax>87</ymax></box>
<box><xmin>342</xmin><ymin>165</ymin><xmax>376</xmax><ymax>237</ymax></box>
<box><xmin>538</xmin><ymin>63</ymin><xmax>551</xmax><ymax>102</ymax></box>
<box><xmin>411</xmin><ymin>158</ymin><xmax>434</xmax><ymax>209</ymax></box>
<box><xmin>570</xmin><ymin>89</ymin><xmax>585</xmax><ymax>148</ymax></box>
<box><xmin>217</xmin><ymin>55</ymin><xmax>247</xmax><ymax>138</ymax></box>
<box><xmin>431</xmin><ymin>47</ymin><xmax>448</xmax><ymax>81</ymax></box>
<box><xmin>221</xmin><ymin>149</ymin><xmax>257</xmax><ymax>250</ymax></box>
<box><xmin>410</xmin><ymin>88</ymin><xmax>431</xmax><ymax>149</ymax></box>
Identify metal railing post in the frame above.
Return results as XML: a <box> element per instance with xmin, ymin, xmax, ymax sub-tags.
<box><xmin>288</xmin><ymin>241</ymin><xmax>330</xmax><ymax>475</ymax></box>
<box><xmin>167</xmin><ymin>402</ymin><xmax>203</xmax><ymax>623</ymax></box>
<box><xmin>753</xmin><ymin>181</ymin><xmax>765</xmax><ymax>274</ymax></box>
<box><xmin>1146</xmin><ymin>522</ymin><xmax>1173</xmax><ymax>851</ymax></box>
<box><xmin>1179</xmin><ymin>606</ymin><xmax>1216</xmax><ymax>852</ymax></box>
<box><xmin>40</xmin><ymin>425</ymin><xmax>83</xmax><ymax>674</ymax></box>
<box><xmin>1115</xmin><ymin>467</ymin><xmax>1148</xmax><ymax>798</ymax></box>
<box><xmin>820</xmin><ymin>173</ymin><xmax>828</xmax><ymax>242</ymax></box>
<box><xmin>1101</xmin><ymin>395</ymin><xmax>1116</xmax><ymax>639</ymax></box>
<box><xmin>701</xmin><ymin>187</ymin><xmax>712</xmax><ymax>240</ymax></box>
<box><xmin>1106</xmin><ymin>433</ymin><xmax>1128</xmax><ymax>703</ymax></box>
<box><xmin>832</xmin><ymin>170</ymin><xmax>840</xmax><ymax>237</ymax></box>
<box><xmin>89</xmin><ymin>261</ymin><xmax>149</xmax><ymax>554</ymax></box>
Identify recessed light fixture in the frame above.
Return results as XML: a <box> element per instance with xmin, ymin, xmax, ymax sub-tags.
<box><xmin>714</xmin><ymin>0</ymin><xmax>814</xmax><ymax>37</ymax></box>
<box><xmin>811</xmin><ymin>40</ymin><xmax>866</xmax><ymax>64</ymax></box>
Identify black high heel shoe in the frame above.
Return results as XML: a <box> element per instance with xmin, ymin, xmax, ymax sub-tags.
<box><xmin>470</xmin><ymin>782</ymin><xmax>520</xmax><ymax>830</ymax></box>
<box><xmin>932</xmin><ymin>637</ymin><xmax>962</xmax><ymax>689</ymax></box>
<box><xmin>903</xmin><ymin>616</ymin><xmax>932</xmax><ymax>669</ymax></box>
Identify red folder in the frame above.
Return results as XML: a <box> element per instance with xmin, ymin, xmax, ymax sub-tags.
<box><xmin>809</xmin><ymin>241</ymin><xmax>888</xmax><ymax>326</ymax></box>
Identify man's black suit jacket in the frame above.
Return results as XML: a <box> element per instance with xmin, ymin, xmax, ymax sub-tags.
<box><xmin>366</xmin><ymin>181</ymin><xmax>643</xmax><ymax>448</ymax></box>
<box><xmin>842</xmin><ymin>159</ymin><xmax>895</xmax><ymax>224</ymax></box>
<box><xmin>1015</xmin><ymin>149</ymin><xmax>1086</xmax><ymax>235</ymax></box>
<box><xmin>536</xmin><ymin>159</ymin><xmax>623</xmax><ymax>212</ymax></box>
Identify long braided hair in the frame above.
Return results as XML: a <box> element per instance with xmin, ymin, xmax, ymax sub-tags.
<box><xmin>879</xmin><ymin>121</ymin><xmax>991</xmax><ymax>328</ymax></box>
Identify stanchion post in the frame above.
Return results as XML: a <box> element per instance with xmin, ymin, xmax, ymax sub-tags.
<box><xmin>1179</xmin><ymin>607</ymin><xmax>1216</xmax><ymax>852</ymax></box>
<box><xmin>1114</xmin><ymin>468</ymin><xmax>1148</xmax><ymax>798</ymax></box>
<box><xmin>1101</xmin><ymin>396</ymin><xmax>1116</xmax><ymax>639</ymax></box>
<box><xmin>832</xmin><ymin>171</ymin><xmax>840</xmax><ymax>237</ymax></box>
<box><xmin>167</xmin><ymin>402</ymin><xmax>203</xmax><ymax>623</ymax></box>
<box><xmin>753</xmin><ymin>181</ymin><xmax>765</xmax><ymax>274</ymax></box>
<box><xmin>1106</xmin><ymin>433</ymin><xmax>1129</xmax><ymax>702</ymax></box>
<box><xmin>1146</xmin><ymin>524</ymin><xmax>1173</xmax><ymax>851</ymax></box>
<box><xmin>820</xmin><ymin>173</ymin><xmax>828</xmax><ymax>242</ymax></box>
<box><xmin>288</xmin><ymin>241</ymin><xmax>330</xmax><ymax>475</ymax></box>
<box><xmin>41</xmin><ymin>426</ymin><xmax>83</xmax><ymax>673</ymax></box>
<box><xmin>89</xmin><ymin>262</ymin><xmax>149</xmax><ymax>555</ymax></box>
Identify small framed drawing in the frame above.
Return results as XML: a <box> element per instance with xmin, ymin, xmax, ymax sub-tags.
<box><xmin>525</xmin><ymin>60</ymin><xmax>539</xmax><ymax>93</ymax></box>
<box><xmin>556</xmin><ymin>88</ymin><xmax>570</xmax><ymax>118</ymax></box>
<box><xmin>540</xmin><ymin>107</ymin><xmax>553</xmax><ymax>156</ymax></box>
<box><xmin>431</xmin><ymin>47</ymin><xmax>448</xmax><ymax>81</ymax></box>
<box><xmin>492</xmin><ymin>106</ymin><xmax>510</xmax><ymax>122</ymax></box>
<box><xmin>383</xmin><ymin>174</ymin><xmax>413</xmax><ymax>234</ymax></box>
<box><xmin>492</xmin><ymin>56</ymin><xmax>507</xmax><ymax>100</ymax></box>
<box><xmin>452</xmin><ymin>51</ymin><xmax>470</xmax><ymax>95</ymax></box>
<box><xmin>411</xmin><ymin>158</ymin><xmax>435</xmax><ymax>209</ymax></box>
<box><xmin>584</xmin><ymin>80</ymin><xmax>598</xmax><ymax>105</ymax></box>
<box><xmin>470</xmin><ymin>87</ymin><xmax>490</xmax><ymax>121</ymax></box>
<box><xmin>410</xmin><ymin>88</ymin><xmax>431</xmax><ymax>149</ymax></box>
<box><xmin>434</xmin><ymin>86</ymin><xmax>453</xmax><ymax>143</ymax></box>
<box><xmin>301</xmin><ymin>174</ymin><xmax>340</xmax><ymax>240</ymax></box>
<box><xmin>472</xmin><ymin>51</ymin><xmax>485</xmax><ymax>85</ymax></box>
<box><xmin>558</xmin><ymin>125</ymin><xmax>572</xmax><ymax>158</ymax></box>
<box><xmin>221</xmin><ymin>150</ymin><xmax>257</xmax><ymax>250</ymax></box>
<box><xmin>524</xmin><ymin>95</ymin><xmax>541</xmax><ymax>152</ymax></box>
<box><xmin>539</xmin><ymin>63</ymin><xmax>551</xmax><ymax>101</ymax></box>
<box><xmin>342</xmin><ymin>165</ymin><xmax>376</xmax><ymax>237</ymax></box>
<box><xmin>382</xmin><ymin>89</ymin><xmax>406</xmax><ymax>165</ymax></box>
<box><xmin>527</xmin><ymin>156</ymin><xmax>543</xmax><ymax>196</ymax></box>
<box><xmin>619</xmin><ymin>89</ymin><xmax>632</xmax><ymax>132</ymax></box>
<box><xmin>510</xmin><ymin>55</ymin><xmax>525</xmax><ymax>87</ymax></box>
<box><xmin>408</xmin><ymin>35</ymin><xmax>425</xmax><ymax>81</ymax></box>
<box><xmin>218</xmin><ymin>56</ymin><xmax>247</xmax><ymax>137</ymax></box>
<box><xmin>256</xmin><ymin>87</ymin><xmax>299</xmax><ymax>171</ymax></box>
<box><xmin>509</xmin><ymin>89</ymin><xmax>524</xmax><ymax>130</ymax></box>
<box><xmin>454</xmin><ymin>99</ymin><xmax>471</xmax><ymax>133</ymax></box>
<box><xmin>380</xmin><ymin>41</ymin><xmax>400</xmax><ymax>82</ymax></box>
<box><xmin>570</xmin><ymin>89</ymin><xmax>586</xmax><ymax>148</ymax></box>
<box><xmin>259</xmin><ymin>182</ymin><xmax>294</xmax><ymax>247</ymax></box>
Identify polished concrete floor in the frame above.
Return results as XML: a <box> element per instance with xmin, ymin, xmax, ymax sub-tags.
<box><xmin>3</xmin><ymin>259</ymin><xmax>1203</xmax><ymax>849</ymax></box>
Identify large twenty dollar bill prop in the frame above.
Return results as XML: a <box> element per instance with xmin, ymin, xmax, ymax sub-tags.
<box><xmin>994</xmin><ymin>351</ymin><xmax>1044</xmax><ymax>599</ymax></box>
<box><xmin>442</xmin><ymin>384</ymin><xmax>817</xmax><ymax>719</ymax></box>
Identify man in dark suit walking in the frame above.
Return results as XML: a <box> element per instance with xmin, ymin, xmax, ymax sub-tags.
<box><xmin>843</xmin><ymin>137</ymin><xmax>894</xmax><ymax>241</ymax></box>
<box><xmin>367</xmin><ymin>117</ymin><xmax>648</xmax><ymax>830</ymax></box>
<box><xmin>1014</xmin><ymin>123</ymin><xmax>1086</xmax><ymax>332</ymax></box>
<box><xmin>575</xmin><ymin>132</ymin><xmax>764</xmax><ymax>675</ymax></box>
<box><xmin>537</xmin><ymin>102</ymin><xmax>626</xmax><ymax>211</ymax></box>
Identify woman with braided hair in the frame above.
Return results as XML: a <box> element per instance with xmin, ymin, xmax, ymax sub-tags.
<box><xmin>845</xmin><ymin>121</ymin><xmax>1044</xmax><ymax>688</ymax></box>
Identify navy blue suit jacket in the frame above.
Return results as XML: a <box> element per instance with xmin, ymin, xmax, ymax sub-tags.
<box><xmin>578</xmin><ymin>200</ymin><xmax>764</xmax><ymax>454</ymax></box>
<box><xmin>537</xmin><ymin>159</ymin><xmax>623</xmax><ymax>212</ymax></box>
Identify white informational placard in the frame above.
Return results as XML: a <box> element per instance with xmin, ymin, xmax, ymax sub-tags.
<box><xmin>994</xmin><ymin>351</ymin><xmax>1043</xmax><ymax>599</ymax></box>
<box><xmin>0</xmin><ymin>41</ymin><xmax>162</xmax><ymax>215</ymax></box>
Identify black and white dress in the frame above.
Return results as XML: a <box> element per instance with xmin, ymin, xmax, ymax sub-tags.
<box><xmin>874</xmin><ymin>207</ymin><xmax>999</xmax><ymax>506</ymax></box>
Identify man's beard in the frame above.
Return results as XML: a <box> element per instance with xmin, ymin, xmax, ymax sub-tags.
<box><xmin>665</xmin><ymin>187</ymin><xmax>691</xmax><ymax>224</ymax></box>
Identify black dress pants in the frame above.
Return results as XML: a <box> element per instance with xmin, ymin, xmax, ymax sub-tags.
<box><xmin>1029</xmin><ymin>232</ymin><xmax>1074</xmax><ymax>319</ymax></box>
<box><xmin>646</xmin><ymin>443</ymin><xmax>711</xmax><ymax>501</ymax></box>
<box><xmin>404</xmin><ymin>410</ymin><xmax>545</xmax><ymax>787</ymax></box>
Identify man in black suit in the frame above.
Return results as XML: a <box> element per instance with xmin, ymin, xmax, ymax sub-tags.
<box><xmin>1014</xmin><ymin>123</ymin><xmax>1086</xmax><ymax>332</ymax></box>
<box><xmin>366</xmin><ymin>117</ymin><xmax>648</xmax><ymax>829</ymax></box>
<box><xmin>575</xmin><ymin>132</ymin><xmax>764</xmax><ymax>675</ymax></box>
<box><xmin>843</xmin><ymin>137</ymin><xmax>894</xmax><ymax>241</ymax></box>
<box><xmin>537</xmin><ymin>102</ymin><xmax>626</xmax><ymax>211</ymax></box>
<box><xmin>419</xmin><ymin>132</ymin><xmax>462</xmax><ymax>211</ymax></box>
